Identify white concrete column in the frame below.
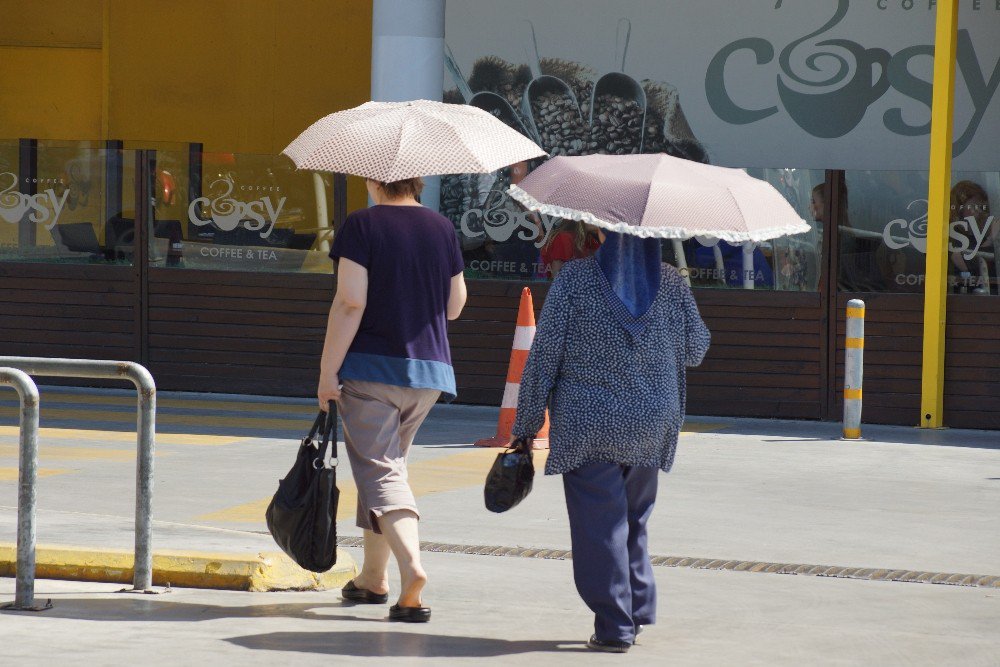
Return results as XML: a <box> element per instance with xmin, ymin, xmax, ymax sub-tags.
<box><xmin>372</xmin><ymin>0</ymin><xmax>446</xmax><ymax>212</ymax></box>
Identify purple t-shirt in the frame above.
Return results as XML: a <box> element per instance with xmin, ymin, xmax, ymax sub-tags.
<box><xmin>329</xmin><ymin>205</ymin><xmax>465</xmax><ymax>399</ymax></box>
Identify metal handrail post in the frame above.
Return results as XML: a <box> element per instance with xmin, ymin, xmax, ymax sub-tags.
<box><xmin>0</xmin><ymin>367</ymin><xmax>44</xmax><ymax>610</ymax></box>
<box><xmin>0</xmin><ymin>357</ymin><xmax>156</xmax><ymax>592</ymax></box>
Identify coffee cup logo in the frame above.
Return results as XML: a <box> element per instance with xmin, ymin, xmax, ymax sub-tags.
<box><xmin>188</xmin><ymin>178</ymin><xmax>286</xmax><ymax>238</ymax></box>
<box><xmin>0</xmin><ymin>171</ymin><xmax>71</xmax><ymax>228</ymax></box>
<box><xmin>882</xmin><ymin>199</ymin><xmax>996</xmax><ymax>257</ymax></box>
<box><xmin>460</xmin><ymin>191</ymin><xmax>556</xmax><ymax>248</ymax></box>
<box><xmin>0</xmin><ymin>172</ymin><xmax>28</xmax><ymax>224</ymax></box>
<box><xmin>775</xmin><ymin>0</ymin><xmax>890</xmax><ymax>138</ymax></box>
<box><xmin>705</xmin><ymin>0</ymin><xmax>1000</xmax><ymax>153</ymax></box>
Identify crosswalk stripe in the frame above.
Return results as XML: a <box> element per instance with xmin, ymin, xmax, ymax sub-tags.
<box><xmin>0</xmin><ymin>444</ymin><xmax>143</xmax><ymax>462</ymax></box>
<box><xmin>198</xmin><ymin>447</ymin><xmax>529</xmax><ymax>524</ymax></box>
<box><xmin>0</xmin><ymin>405</ymin><xmax>311</xmax><ymax>429</ymax></box>
<box><xmin>0</xmin><ymin>467</ymin><xmax>72</xmax><ymax>481</ymax></box>
<box><xmin>0</xmin><ymin>425</ymin><xmax>245</xmax><ymax>446</ymax></box>
<box><xmin>0</xmin><ymin>392</ymin><xmax>316</xmax><ymax>415</ymax></box>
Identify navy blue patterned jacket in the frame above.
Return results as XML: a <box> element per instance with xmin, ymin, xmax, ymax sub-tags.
<box><xmin>512</xmin><ymin>258</ymin><xmax>711</xmax><ymax>475</ymax></box>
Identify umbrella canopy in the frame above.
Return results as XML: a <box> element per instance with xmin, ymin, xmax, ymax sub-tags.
<box><xmin>507</xmin><ymin>153</ymin><xmax>810</xmax><ymax>243</ymax></box>
<box><xmin>282</xmin><ymin>99</ymin><xmax>546</xmax><ymax>181</ymax></box>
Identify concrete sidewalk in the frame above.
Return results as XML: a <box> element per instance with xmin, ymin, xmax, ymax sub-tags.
<box><xmin>1</xmin><ymin>387</ymin><xmax>998</xmax><ymax>664</ymax></box>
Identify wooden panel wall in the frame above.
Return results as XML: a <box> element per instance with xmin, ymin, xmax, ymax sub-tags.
<box><xmin>1</xmin><ymin>265</ymin><xmax>997</xmax><ymax>430</ymax></box>
<box><xmin>689</xmin><ymin>289</ymin><xmax>825</xmax><ymax>420</ymax></box>
<box><xmin>449</xmin><ymin>281</ymin><xmax>550</xmax><ymax>405</ymax></box>
<box><xmin>943</xmin><ymin>296</ymin><xmax>1000</xmax><ymax>429</ymax></box>
<box><xmin>0</xmin><ymin>263</ymin><xmax>136</xmax><ymax>362</ymax></box>
<box><xmin>834</xmin><ymin>293</ymin><xmax>922</xmax><ymax>426</ymax></box>
<box><xmin>833</xmin><ymin>292</ymin><xmax>1000</xmax><ymax>429</ymax></box>
<box><xmin>145</xmin><ymin>268</ymin><xmax>331</xmax><ymax>396</ymax></box>
<box><xmin>450</xmin><ymin>282</ymin><xmax>828</xmax><ymax>421</ymax></box>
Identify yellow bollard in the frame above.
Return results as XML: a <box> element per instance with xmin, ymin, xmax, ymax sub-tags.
<box><xmin>843</xmin><ymin>299</ymin><xmax>865</xmax><ymax>439</ymax></box>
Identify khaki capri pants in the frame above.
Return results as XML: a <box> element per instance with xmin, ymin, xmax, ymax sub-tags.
<box><xmin>337</xmin><ymin>379</ymin><xmax>440</xmax><ymax>533</ymax></box>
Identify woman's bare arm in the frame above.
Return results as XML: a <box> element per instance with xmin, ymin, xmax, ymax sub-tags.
<box><xmin>318</xmin><ymin>258</ymin><xmax>368</xmax><ymax>408</ymax></box>
<box><xmin>447</xmin><ymin>272</ymin><xmax>468</xmax><ymax>320</ymax></box>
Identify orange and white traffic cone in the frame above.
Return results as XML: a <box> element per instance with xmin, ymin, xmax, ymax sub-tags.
<box><xmin>474</xmin><ymin>287</ymin><xmax>549</xmax><ymax>449</ymax></box>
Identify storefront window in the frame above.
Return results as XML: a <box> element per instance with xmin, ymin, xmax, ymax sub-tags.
<box><xmin>0</xmin><ymin>141</ymin><xmax>20</xmax><ymax>258</ymax></box>
<box><xmin>442</xmin><ymin>163</ymin><xmax>554</xmax><ymax>282</ymax></box>
<box><xmin>947</xmin><ymin>171</ymin><xmax>998</xmax><ymax>296</ymax></box>
<box><xmin>443</xmin><ymin>163</ymin><xmax>825</xmax><ymax>290</ymax></box>
<box><xmin>842</xmin><ymin>170</ymin><xmax>999</xmax><ymax>295</ymax></box>
<box><xmin>150</xmin><ymin>151</ymin><xmax>335</xmax><ymax>274</ymax></box>
<box><xmin>674</xmin><ymin>168</ymin><xmax>825</xmax><ymax>291</ymax></box>
<box><xmin>0</xmin><ymin>141</ymin><xmax>127</xmax><ymax>265</ymax></box>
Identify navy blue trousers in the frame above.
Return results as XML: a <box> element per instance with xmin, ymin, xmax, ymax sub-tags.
<box><xmin>562</xmin><ymin>462</ymin><xmax>659</xmax><ymax>643</ymax></box>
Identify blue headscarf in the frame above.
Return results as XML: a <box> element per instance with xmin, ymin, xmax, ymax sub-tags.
<box><xmin>595</xmin><ymin>231</ymin><xmax>662</xmax><ymax>335</ymax></box>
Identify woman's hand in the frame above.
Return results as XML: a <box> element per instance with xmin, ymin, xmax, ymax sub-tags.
<box><xmin>508</xmin><ymin>436</ymin><xmax>534</xmax><ymax>450</ymax></box>
<box><xmin>318</xmin><ymin>373</ymin><xmax>341</xmax><ymax>410</ymax></box>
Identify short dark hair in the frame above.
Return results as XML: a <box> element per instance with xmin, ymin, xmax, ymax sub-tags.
<box><xmin>372</xmin><ymin>177</ymin><xmax>424</xmax><ymax>200</ymax></box>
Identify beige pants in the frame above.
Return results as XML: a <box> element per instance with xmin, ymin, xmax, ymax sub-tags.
<box><xmin>337</xmin><ymin>379</ymin><xmax>440</xmax><ymax>533</ymax></box>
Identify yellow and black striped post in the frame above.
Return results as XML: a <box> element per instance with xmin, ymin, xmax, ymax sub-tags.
<box><xmin>843</xmin><ymin>299</ymin><xmax>865</xmax><ymax>439</ymax></box>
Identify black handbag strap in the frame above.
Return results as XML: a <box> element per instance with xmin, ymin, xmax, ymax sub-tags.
<box><xmin>510</xmin><ymin>436</ymin><xmax>533</xmax><ymax>454</ymax></box>
<box><xmin>306</xmin><ymin>402</ymin><xmax>339</xmax><ymax>469</ymax></box>
<box><xmin>305</xmin><ymin>411</ymin><xmax>325</xmax><ymax>443</ymax></box>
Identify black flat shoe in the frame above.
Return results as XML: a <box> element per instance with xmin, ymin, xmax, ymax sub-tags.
<box><xmin>586</xmin><ymin>635</ymin><xmax>631</xmax><ymax>653</ymax></box>
<box><xmin>389</xmin><ymin>603</ymin><xmax>431</xmax><ymax>623</ymax></box>
<box><xmin>341</xmin><ymin>580</ymin><xmax>389</xmax><ymax>604</ymax></box>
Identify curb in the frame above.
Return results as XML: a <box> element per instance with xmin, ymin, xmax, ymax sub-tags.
<box><xmin>0</xmin><ymin>543</ymin><xmax>357</xmax><ymax>592</ymax></box>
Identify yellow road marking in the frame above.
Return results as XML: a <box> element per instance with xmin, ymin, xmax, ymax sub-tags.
<box><xmin>0</xmin><ymin>467</ymin><xmax>72</xmax><ymax>481</ymax></box>
<box><xmin>0</xmin><ymin>444</ymin><xmax>149</xmax><ymax>462</ymax></box>
<box><xmin>0</xmin><ymin>426</ymin><xmax>244</xmax><ymax>447</ymax></box>
<box><xmin>0</xmin><ymin>392</ymin><xmax>319</xmax><ymax>415</ymax></box>
<box><xmin>0</xmin><ymin>406</ymin><xmax>307</xmax><ymax>430</ymax></box>
<box><xmin>198</xmin><ymin>447</ymin><xmax>539</xmax><ymax>524</ymax></box>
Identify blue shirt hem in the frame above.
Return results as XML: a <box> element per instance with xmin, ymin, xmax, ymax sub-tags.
<box><xmin>339</xmin><ymin>352</ymin><xmax>457</xmax><ymax>402</ymax></box>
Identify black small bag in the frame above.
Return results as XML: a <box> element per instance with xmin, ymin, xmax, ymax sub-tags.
<box><xmin>484</xmin><ymin>437</ymin><xmax>534</xmax><ymax>513</ymax></box>
<box><xmin>265</xmin><ymin>404</ymin><xmax>340</xmax><ymax>572</ymax></box>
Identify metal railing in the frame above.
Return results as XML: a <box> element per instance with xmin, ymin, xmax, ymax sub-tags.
<box><xmin>0</xmin><ymin>368</ymin><xmax>47</xmax><ymax>611</ymax></box>
<box><xmin>0</xmin><ymin>357</ymin><xmax>156</xmax><ymax>593</ymax></box>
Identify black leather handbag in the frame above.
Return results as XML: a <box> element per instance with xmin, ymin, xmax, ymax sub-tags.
<box><xmin>484</xmin><ymin>437</ymin><xmax>534</xmax><ymax>513</ymax></box>
<box><xmin>265</xmin><ymin>404</ymin><xmax>340</xmax><ymax>572</ymax></box>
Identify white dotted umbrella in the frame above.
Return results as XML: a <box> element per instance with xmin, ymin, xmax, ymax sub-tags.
<box><xmin>282</xmin><ymin>99</ymin><xmax>546</xmax><ymax>181</ymax></box>
<box><xmin>508</xmin><ymin>154</ymin><xmax>810</xmax><ymax>243</ymax></box>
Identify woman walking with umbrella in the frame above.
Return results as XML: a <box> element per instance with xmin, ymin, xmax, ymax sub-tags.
<box><xmin>283</xmin><ymin>100</ymin><xmax>545</xmax><ymax>622</ymax></box>
<box><xmin>511</xmin><ymin>230</ymin><xmax>710</xmax><ymax>651</ymax></box>
<box><xmin>507</xmin><ymin>153</ymin><xmax>809</xmax><ymax>651</ymax></box>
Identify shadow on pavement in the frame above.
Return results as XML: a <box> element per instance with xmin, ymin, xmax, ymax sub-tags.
<box><xmin>225</xmin><ymin>631</ymin><xmax>589</xmax><ymax>658</ymax></box>
<box><xmin>17</xmin><ymin>598</ymin><xmax>383</xmax><ymax>624</ymax></box>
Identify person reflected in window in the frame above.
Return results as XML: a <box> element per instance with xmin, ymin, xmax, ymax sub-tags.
<box><xmin>949</xmin><ymin>181</ymin><xmax>996</xmax><ymax>295</ymax></box>
<box><xmin>541</xmin><ymin>220</ymin><xmax>601</xmax><ymax>278</ymax></box>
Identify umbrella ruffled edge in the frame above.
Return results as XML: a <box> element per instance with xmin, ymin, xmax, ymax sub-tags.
<box><xmin>506</xmin><ymin>184</ymin><xmax>813</xmax><ymax>243</ymax></box>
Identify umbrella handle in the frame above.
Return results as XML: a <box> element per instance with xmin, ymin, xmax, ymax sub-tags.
<box><xmin>672</xmin><ymin>239</ymin><xmax>691</xmax><ymax>287</ymax></box>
